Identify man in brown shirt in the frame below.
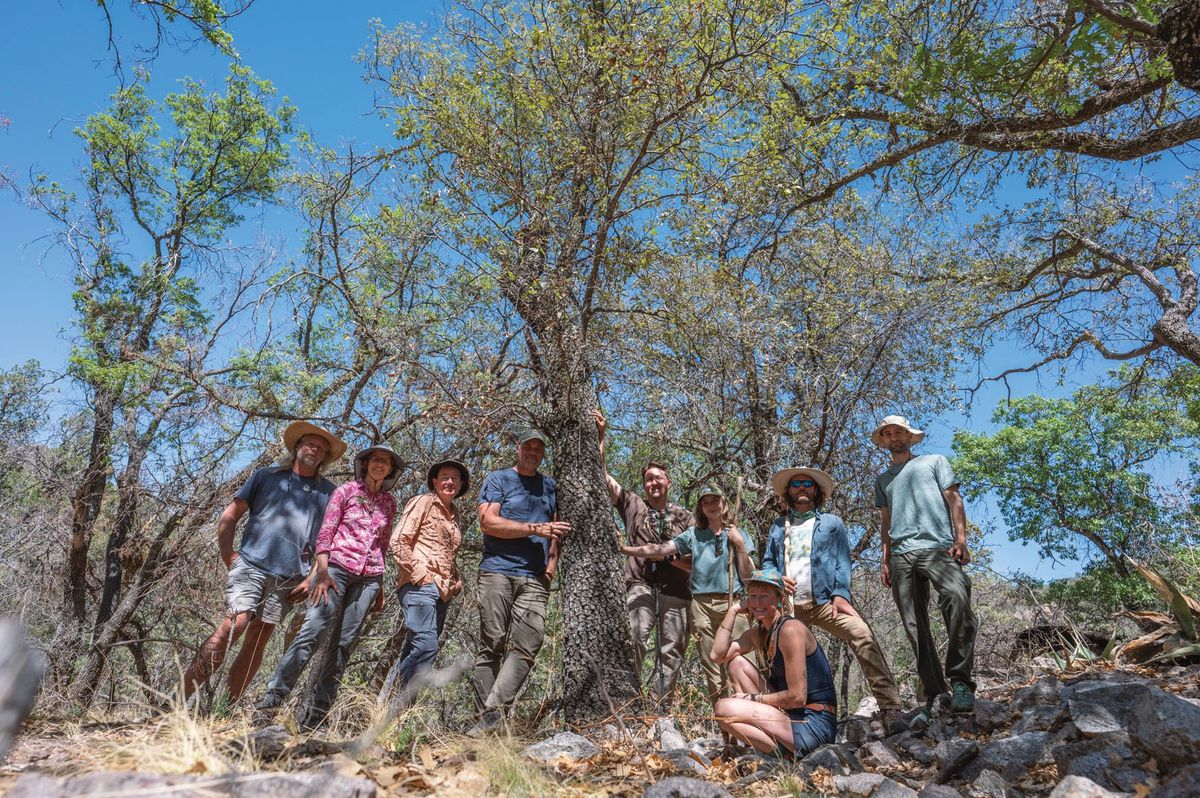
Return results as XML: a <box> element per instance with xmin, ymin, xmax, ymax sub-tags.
<box><xmin>595</xmin><ymin>411</ymin><xmax>692</xmax><ymax>706</ymax></box>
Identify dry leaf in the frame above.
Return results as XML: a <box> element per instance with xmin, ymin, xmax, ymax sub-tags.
<box><xmin>370</xmin><ymin>764</ymin><xmax>406</xmax><ymax>787</ymax></box>
<box><xmin>418</xmin><ymin>745</ymin><xmax>436</xmax><ymax>771</ymax></box>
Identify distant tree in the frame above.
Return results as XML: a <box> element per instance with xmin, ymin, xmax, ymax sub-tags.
<box><xmin>29</xmin><ymin>67</ymin><xmax>294</xmax><ymax>706</ymax></box>
<box><xmin>952</xmin><ymin>368</ymin><xmax>1200</xmax><ymax>577</ymax></box>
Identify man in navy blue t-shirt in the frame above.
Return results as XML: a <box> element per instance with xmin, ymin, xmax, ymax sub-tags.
<box><xmin>468</xmin><ymin>429</ymin><xmax>570</xmax><ymax>734</ymax></box>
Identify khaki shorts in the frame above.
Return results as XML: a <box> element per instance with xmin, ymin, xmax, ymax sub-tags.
<box><xmin>224</xmin><ymin>556</ymin><xmax>304</xmax><ymax>625</ymax></box>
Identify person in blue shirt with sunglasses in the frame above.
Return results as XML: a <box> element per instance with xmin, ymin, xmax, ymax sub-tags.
<box><xmin>761</xmin><ymin>466</ymin><xmax>906</xmax><ymax>736</ymax></box>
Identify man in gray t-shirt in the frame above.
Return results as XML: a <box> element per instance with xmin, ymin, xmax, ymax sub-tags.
<box><xmin>873</xmin><ymin>415</ymin><xmax>978</xmax><ymax>715</ymax></box>
<box><xmin>181</xmin><ymin>421</ymin><xmax>343</xmax><ymax>704</ymax></box>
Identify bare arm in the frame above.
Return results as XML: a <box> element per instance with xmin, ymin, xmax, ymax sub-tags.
<box><xmin>593</xmin><ymin>409</ymin><xmax>621</xmax><ymax>504</ymax></box>
<box><xmin>620</xmin><ymin>540</ymin><xmax>678</xmax><ymax>560</ymax></box>
<box><xmin>478</xmin><ymin>502</ymin><xmax>570</xmax><ymax>541</ymax></box>
<box><xmin>762</xmin><ymin>622</ymin><xmax>811</xmax><ymax>710</ymax></box>
<box><xmin>728</xmin><ymin>526</ymin><xmax>754</xmax><ymax>581</ymax></box>
<box><xmin>711</xmin><ymin>601</ymin><xmax>756</xmax><ymax>664</ymax></box>
<box><xmin>879</xmin><ymin>505</ymin><xmax>892</xmax><ymax>587</ymax></box>
<box><xmin>943</xmin><ymin>485</ymin><xmax>971</xmax><ymax>564</ymax></box>
<box><xmin>217</xmin><ymin>498</ymin><xmax>248</xmax><ymax>569</ymax></box>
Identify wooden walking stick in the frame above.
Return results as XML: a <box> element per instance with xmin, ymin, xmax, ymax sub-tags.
<box><xmin>726</xmin><ymin>476</ymin><xmax>743</xmax><ymax>606</ymax></box>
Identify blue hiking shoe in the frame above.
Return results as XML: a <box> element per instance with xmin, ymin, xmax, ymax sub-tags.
<box><xmin>950</xmin><ymin>682</ymin><xmax>975</xmax><ymax>713</ymax></box>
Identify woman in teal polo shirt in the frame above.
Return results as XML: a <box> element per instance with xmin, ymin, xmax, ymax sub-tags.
<box><xmin>621</xmin><ymin>484</ymin><xmax>755</xmax><ymax>701</ymax></box>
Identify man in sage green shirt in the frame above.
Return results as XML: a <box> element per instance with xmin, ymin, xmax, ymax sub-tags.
<box><xmin>873</xmin><ymin>415</ymin><xmax>978</xmax><ymax>715</ymax></box>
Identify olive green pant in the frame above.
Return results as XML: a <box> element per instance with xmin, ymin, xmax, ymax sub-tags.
<box><xmin>691</xmin><ymin>595</ymin><xmax>750</xmax><ymax>702</ymax></box>
<box><xmin>889</xmin><ymin>547</ymin><xmax>978</xmax><ymax>702</ymax></box>
<box><xmin>473</xmin><ymin>571</ymin><xmax>550</xmax><ymax>711</ymax></box>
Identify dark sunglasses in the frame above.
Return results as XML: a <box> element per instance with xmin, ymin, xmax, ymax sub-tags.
<box><xmin>789</xmin><ymin>478</ymin><xmax>816</xmax><ymax>488</ymax></box>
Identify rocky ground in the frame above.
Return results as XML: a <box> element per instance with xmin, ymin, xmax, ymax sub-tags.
<box><xmin>3</xmin><ymin>662</ymin><xmax>1199</xmax><ymax>796</ymax></box>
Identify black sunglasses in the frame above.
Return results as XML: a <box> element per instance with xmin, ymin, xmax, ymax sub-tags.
<box><xmin>789</xmin><ymin>478</ymin><xmax>816</xmax><ymax>488</ymax></box>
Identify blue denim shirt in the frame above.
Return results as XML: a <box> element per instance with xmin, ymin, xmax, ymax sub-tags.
<box><xmin>761</xmin><ymin>510</ymin><xmax>852</xmax><ymax>605</ymax></box>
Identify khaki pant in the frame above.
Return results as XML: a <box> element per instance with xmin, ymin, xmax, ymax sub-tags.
<box><xmin>794</xmin><ymin>600</ymin><xmax>902</xmax><ymax>711</ymax></box>
<box><xmin>473</xmin><ymin>571</ymin><xmax>550</xmax><ymax>711</ymax></box>
<box><xmin>691</xmin><ymin>595</ymin><xmax>750</xmax><ymax>702</ymax></box>
<box><xmin>627</xmin><ymin>582</ymin><xmax>691</xmax><ymax>702</ymax></box>
<box><xmin>890</xmin><ymin>547</ymin><xmax>978</xmax><ymax>702</ymax></box>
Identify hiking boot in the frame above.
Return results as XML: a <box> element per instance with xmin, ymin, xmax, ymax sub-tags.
<box><xmin>907</xmin><ymin>702</ymin><xmax>932</xmax><ymax>732</ymax></box>
<box><xmin>880</xmin><ymin>708</ymin><xmax>907</xmax><ymax>736</ymax></box>
<box><xmin>256</xmin><ymin>690</ymin><xmax>287</xmax><ymax>711</ymax></box>
<box><xmin>950</xmin><ymin>682</ymin><xmax>975</xmax><ymax>713</ymax></box>
<box><xmin>466</xmin><ymin>707</ymin><xmax>504</xmax><ymax>737</ymax></box>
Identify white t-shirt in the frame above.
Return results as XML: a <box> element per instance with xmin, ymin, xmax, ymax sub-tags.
<box><xmin>784</xmin><ymin>515</ymin><xmax>816</xmax><ymax>604</ymax></box>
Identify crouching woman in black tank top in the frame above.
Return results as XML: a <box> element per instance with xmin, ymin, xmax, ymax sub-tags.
<box><xmin>710</xmin><ymin>567</ymin><xmax>838</xmax><ymax>758</ymax></box>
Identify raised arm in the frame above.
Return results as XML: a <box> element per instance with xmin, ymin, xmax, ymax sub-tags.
<box><xmin>710</xmin><ymin>600</ymin><xmax>756</xmax><ymax>664</ymax></box>
<box><xmin>593</xmin><ymin>409</ymin><xmax>621</xmax><ymax>504</ymax></box>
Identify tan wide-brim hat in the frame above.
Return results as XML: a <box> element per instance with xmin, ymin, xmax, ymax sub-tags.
<box><xmin>770</xmin><ymin>467</ymin><xmax>835</xmax><ymax>500</ymax></box>
<box><xmin>282</xmin><ymin>421</ymin><xmax>347</xmax><ymax>465</ymax></box>
<box><xmin>870</xmin><ymin>415</ymin><xmax>926</xmax><ymax>447</ymax></box>
<box><xmin>354</xmin><ymin>445</ymin><xmax>405</xmax><ymax>491</ymax></box>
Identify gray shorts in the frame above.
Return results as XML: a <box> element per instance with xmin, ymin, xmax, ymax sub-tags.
<box><xmin>224</xmin><ymin>556</ymin><xmax>304</xmax><ymax>625</ymax></box>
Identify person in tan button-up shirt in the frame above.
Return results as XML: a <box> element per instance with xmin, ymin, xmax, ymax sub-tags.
<box><xmin>383</xmin><ymin>458</ymin><xmax>469</xmax><ymax>698</ymax></box>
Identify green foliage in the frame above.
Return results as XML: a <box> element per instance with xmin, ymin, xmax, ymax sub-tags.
<box><xmin>953</xmin><ymin>367</ymin><xmax>1200</xmax><ymax>569</ymax></box>
<box><xmin>1042</xmin><ymin>561</ymin><xmax>1162</xmax><ymax>622</ymax></box>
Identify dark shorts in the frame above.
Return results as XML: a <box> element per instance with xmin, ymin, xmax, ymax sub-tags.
<box><xmin>789</xmin><ymin>708</ymin><xmax>837</xmax><ymax>758</ymax></box>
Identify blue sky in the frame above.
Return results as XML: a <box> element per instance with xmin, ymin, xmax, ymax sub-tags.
<box><xmin>2</xmin><ymin>1</ymin><xmax>1168</xmax><ymax>581</ymax></box>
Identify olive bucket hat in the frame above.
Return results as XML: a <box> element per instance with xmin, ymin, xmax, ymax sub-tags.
<box><xmin>426</xmin><ymin>458</ymin><xmax>470</xmax><ymax>498</ymax></box>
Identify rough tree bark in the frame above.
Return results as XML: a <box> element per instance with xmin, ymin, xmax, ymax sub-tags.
<box><xmin>497</xmin><ymin>223</ymin><xmax>640</xmax><ymax>722</ymax></box>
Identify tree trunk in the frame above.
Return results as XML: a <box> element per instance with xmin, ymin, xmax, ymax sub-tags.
<box><xmin>497</xmin><ymin>224</ymin><xmax>640</xmax><ymax>722</ymax></box>
<box><xmin>53</xmin><ymin>387</ymin><xmax>116</xmax><ymax>681</ymax></box>
<box><xmin>95</xmin><ymin>443</ymin><xmax>149</xmax><ymax>630</ymax></box>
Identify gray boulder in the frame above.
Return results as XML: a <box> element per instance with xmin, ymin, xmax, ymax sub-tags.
<box><xmin>799</xmin><ymin>742</ymin><xmax>861</xmax><ymax>775</ymax></box>
<box><xmin>653</xmin><ymin>717</ymin><xmax>690</xmax><ymax>751</ymax></box>
<box><xmin>523</xmin><ymin>731</ymin><xmax>601</xmax><ymax>763</ymax></box>
<box><xmin>920</xmin><ymin>785</ymin><xmax>964</xmax><ymax>798</ymax></box>
<box><xmin>1067</xmin><ymin>681</ymin><xmax>1200</xmax><ymax>767</ymax></box>
<box><xmin>657</xmin><ymin>748</ymin><xmax>708</xmax><ymax>775</ymax></box>
<box><xmin>832</xmin><ymin>772</ymin><xmax>919</xmax><ymax>797</ymax></box>
<box><xmin>1046</xmin><ymin>775</ymin><xmax>1119</xmax><ymax>798</ymax></box>
<box><xmin>969</xmin><ymin>731</ymin><xmax>1052</xmax><ymax>781</ymax></box>
<box><xmin>1013</xmin><ymin>702</ymin><xmax>1065</xmax><ymax>734</ymax></box>
<box><xmin>1149</xmin><ymin>762</ymin><xmax>1200</xmax><ymax>798</ymax></box>
<box><xmin>934</xmin><ymin>738</ymin><xmax>979</xmax><ymax>783</ymax></box>
<box><xmin>973</xmin><ymin>698</ymin><xmax>1013</xmax><ymax>732</ymax></box>
<box><xmin>894</xmin><ymin>732</ymin><xmax>939</xmax><ymax>766</ymax></box>
<box><xmin>1011</xmin><ymin>677</ymin><xmax>1064</xmax><ymax>711</ymax></box>
<box><xmin>642</xmin><ymin>776</ymin><xmax>732</xmax><ymax>798</ymax></box>
<box><xmin>859</xmin><ymin>739</ymin><xmax>903</xmax><ymax>769</ymax></box>
<box><xmin>968</xmin><ymin>769</ymin><xmax>1012</xmax><ymax>798</ymax></box>
<box><xmin>840</xmin><ymin>716</ymin><xmax>874</xmax><ymax>747</ymax></box>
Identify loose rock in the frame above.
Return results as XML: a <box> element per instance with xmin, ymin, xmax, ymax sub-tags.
<box><xmin>642</xmin><ymin>775</ymin><xmax>733</xmax><ymax>798</ymax></box>
<box><xmin>523</xmin><ymin>731</ymin><xmax>601</xmax><ymax>763</ymax></box>
<box><xmin>1046</xmin><ymin>775</ymin><xmax>1119</xmax><ymax>798</ymax></box>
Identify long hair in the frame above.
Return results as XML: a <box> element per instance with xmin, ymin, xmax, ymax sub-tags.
<box><xmin>693</xmin><ymin>494</ymin><xmax>734</xmax><ymax>530</ymax></box>
<box><xmin>780</xmin><ymin>483</ymin><xmax>826</xmax><ymax>512</ymax></box>
<box><xmin>278</xmin><ymin>448</ymin><xmax>330</xmax><ymax>475</ymax></box>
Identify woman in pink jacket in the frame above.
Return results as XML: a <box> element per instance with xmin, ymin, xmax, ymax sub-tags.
<box><xmin>258</xmin><ymin>445</ymin><xmax>402</xmax><ymax>728</ymax></box>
